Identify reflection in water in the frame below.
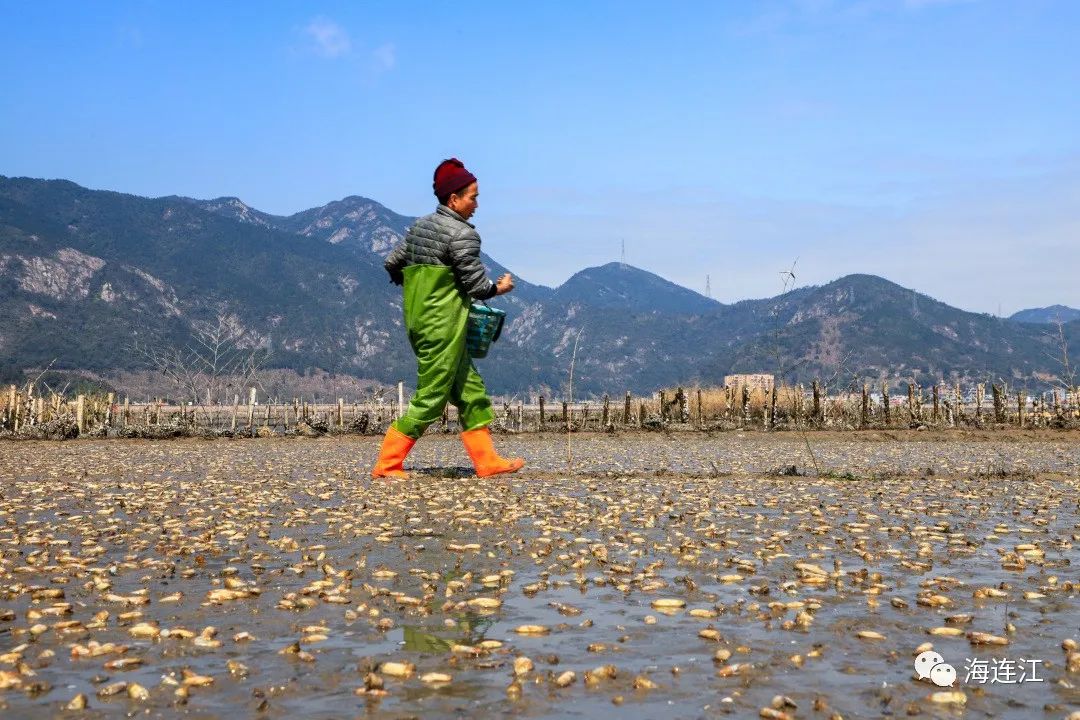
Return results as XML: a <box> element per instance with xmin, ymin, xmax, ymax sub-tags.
<box><xmin>403</xmin><ymin>613</ymin><xmax>495</xmax><ymax>653</ymax></box>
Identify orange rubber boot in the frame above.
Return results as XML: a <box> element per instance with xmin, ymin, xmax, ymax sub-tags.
<box><xmin>372</xmin><ymin>426</ymin><xmax>416</xmax><ymax>479</ymax></box>
<box><xmin>461</xmin><ymin>426</ymin><xmax>525</xmax><ymax>478</ymax></box>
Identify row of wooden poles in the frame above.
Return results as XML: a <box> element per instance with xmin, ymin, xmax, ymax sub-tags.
<box><xmin>2</xmin><ymin>381</ymin><xmax>1078</xmax><ymax>436</ymax></box>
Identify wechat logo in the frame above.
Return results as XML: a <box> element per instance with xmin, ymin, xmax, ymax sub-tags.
<box><xmin>914</xmin><ymin>650</ymin><xmax>957</xmax><ymax>687</ymax></box>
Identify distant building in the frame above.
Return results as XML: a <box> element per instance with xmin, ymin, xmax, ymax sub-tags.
<box><xmin>724</xmin><ymin>374</ymin><xmax>774</xmax><ymax>391</ymax></box>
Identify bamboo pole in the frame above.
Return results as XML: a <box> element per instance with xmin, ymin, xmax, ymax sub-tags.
<box><xmin>861</xmin><ymin>383</ymin><xmax>869</xmax><ymax>429</ymax></box>
<box><xmin>881</xmin><ymin>382</ymin><xmax>890</xmax><ymax>426</ymax></box>
<box><xmin>247</xmin><ymin>387</ymin><xmax>256</xmax><ymax>430</ymax></box>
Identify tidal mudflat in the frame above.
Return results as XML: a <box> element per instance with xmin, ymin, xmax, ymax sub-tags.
<box><xmin>1</xmin><ymin>432</ymin><xmax>1077</xmax><ymax>719</ymax></box>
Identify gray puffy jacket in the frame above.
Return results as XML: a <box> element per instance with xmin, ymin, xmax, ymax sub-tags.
<box><xmin>384</xmin><ymin>205</ymin><xmax>497</xmax><ymax>300</ymax></box>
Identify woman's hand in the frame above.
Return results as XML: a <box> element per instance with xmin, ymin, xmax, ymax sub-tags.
<box><xmin>495</xmin><ymin>273</ymin><xmax>515</xmax><ymax>295</ymax></box>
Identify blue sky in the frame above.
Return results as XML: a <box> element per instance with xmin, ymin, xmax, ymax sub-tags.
<box><xmin>2</xmin><ymin>0</ymin><xmax>1077</xmax><ymax>314</ymax></box>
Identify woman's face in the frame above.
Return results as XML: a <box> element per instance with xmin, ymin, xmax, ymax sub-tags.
<box><xmin>449</xmin><ymin>182</ymin><xmax>479</xmax><ymax>220</ymax></box>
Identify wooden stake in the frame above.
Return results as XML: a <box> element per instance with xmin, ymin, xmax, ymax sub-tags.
<box><xmin>76</xmin><ymin>394</ymin><xmax>85</xmax><ymax>435</ymax></box>
<box><xmin>767</xmin><ymin>383</ymin><xmax>777</xmax><ymax>429</ymax></box>
<box><xmin>861</xmin><ymin>383</ymin><xmax>869</xmax><ymax>428</ymax></box>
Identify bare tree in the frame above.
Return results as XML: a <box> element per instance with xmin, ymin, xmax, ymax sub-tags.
<box><xmin>131</xmin><ymin>313</ymin><xmax>270</xmax><ymax>425</ymax></box>
<box><xmin>1046</xmin><ymin>320</ymin><xmax>1078</xmax><ymax>420</ymax></box>
<box><xmin>566</xmin><ymin>327</ymin><xmax>584</xmax><ymax>471</ymax></box>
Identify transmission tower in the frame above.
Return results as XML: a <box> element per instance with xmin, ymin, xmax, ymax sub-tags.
<box><xmin>705</xmin><ymin>274</ymin><xmax>711</xmax><ymax>299</ymax></box>
<box><xmin>620</xmin><ymin>239</ymin><xmax>626</xmax><ymax>266</ymax></box>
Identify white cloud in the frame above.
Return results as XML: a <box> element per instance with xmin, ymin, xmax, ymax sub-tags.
<box><xmin>304</xmin><ymin>16</ymin><xmax>351</xmax><ymax>58</ymax></box>
<box><xmin>371</xmin><ymin>43</ymin><xmax>396</xmax><ymax>73</ymax></box>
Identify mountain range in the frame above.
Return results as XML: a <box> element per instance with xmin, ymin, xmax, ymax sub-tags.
<box><xmin>1</xmin><ymin>175</ymin><xmax>1076</xmax><ymax>396</ymax></box>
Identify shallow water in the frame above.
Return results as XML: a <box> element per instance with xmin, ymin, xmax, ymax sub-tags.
<box><xmin>0</xmin><ymin>434</ymin><xmax>1077</xmax><ymax>719</ymax></box>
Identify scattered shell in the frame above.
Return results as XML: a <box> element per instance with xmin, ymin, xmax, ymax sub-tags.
<box><xmin>650</xmin><ymin>599</ymin><xmax>686</xmax><ymax>609</ymax></box>
<box><xmin>379</xmin><ymin>661</ymin><xmax>415</xmax><ymax>678</ymax></box>
<box><xmin>466</xmin><ymin>597</ymin><xmax>502</xmax><ymax>610</ymax></box>
<box><xmin>420</xmin><ymin>672</ymin><xmax>452</xmax><ymax>685</ymax></box>
<box><xmin>97</xmin><ymin>681</ymin><xmax>127</xmax><ymax>697</ymax></box>
<box><xmin>513</xmin><ymin>657</ymin><xmax>534</xmax><ymax>676</ymax></box>
<box><xmin>967</xmin><ymin>631</ymin><xmax>1009</xmax><ymax>646</ymax></box>
<box><xmin>930</xmin><ymin>691</ymin><xmax>967</xmax><ymax>705</ymax></box>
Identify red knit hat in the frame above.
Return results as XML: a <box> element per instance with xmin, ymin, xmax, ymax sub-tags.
<box><xmin>433</xmin><ymin>158</ymin><xmax>477</xmax><ymax>200</ymax></box>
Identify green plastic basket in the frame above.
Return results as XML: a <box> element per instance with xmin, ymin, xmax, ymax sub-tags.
<box><xmin>466</xmin><ymin>303</ymin><xmax>506</xmax><ymax>359</ymax></box>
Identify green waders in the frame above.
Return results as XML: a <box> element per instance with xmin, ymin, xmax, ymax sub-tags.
<box><xmin>392</xmin><ymin>264</ymin><xmax>495</xmax><ymax>440</ymax></box>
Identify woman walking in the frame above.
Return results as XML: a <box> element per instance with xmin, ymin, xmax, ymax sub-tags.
<box><xmin>372</xmin><ymin>158</ymin><xmax>525</xmax><ymax>479</ymax></box>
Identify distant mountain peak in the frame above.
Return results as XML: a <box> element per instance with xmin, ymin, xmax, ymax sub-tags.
<box><xmin>177</xmin><ymin>195</ymin><xmax>278</xmax><ymax>227</ymax></box>
<box><xmin>1010</xmin><ymin>304</ymin><xmax>1080</xmax><ymax>324</ymax></box>
<box><xmin>555</xmin><ymin>262</ymin><xmax>720</xmax><ymax>314</ymax></box>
